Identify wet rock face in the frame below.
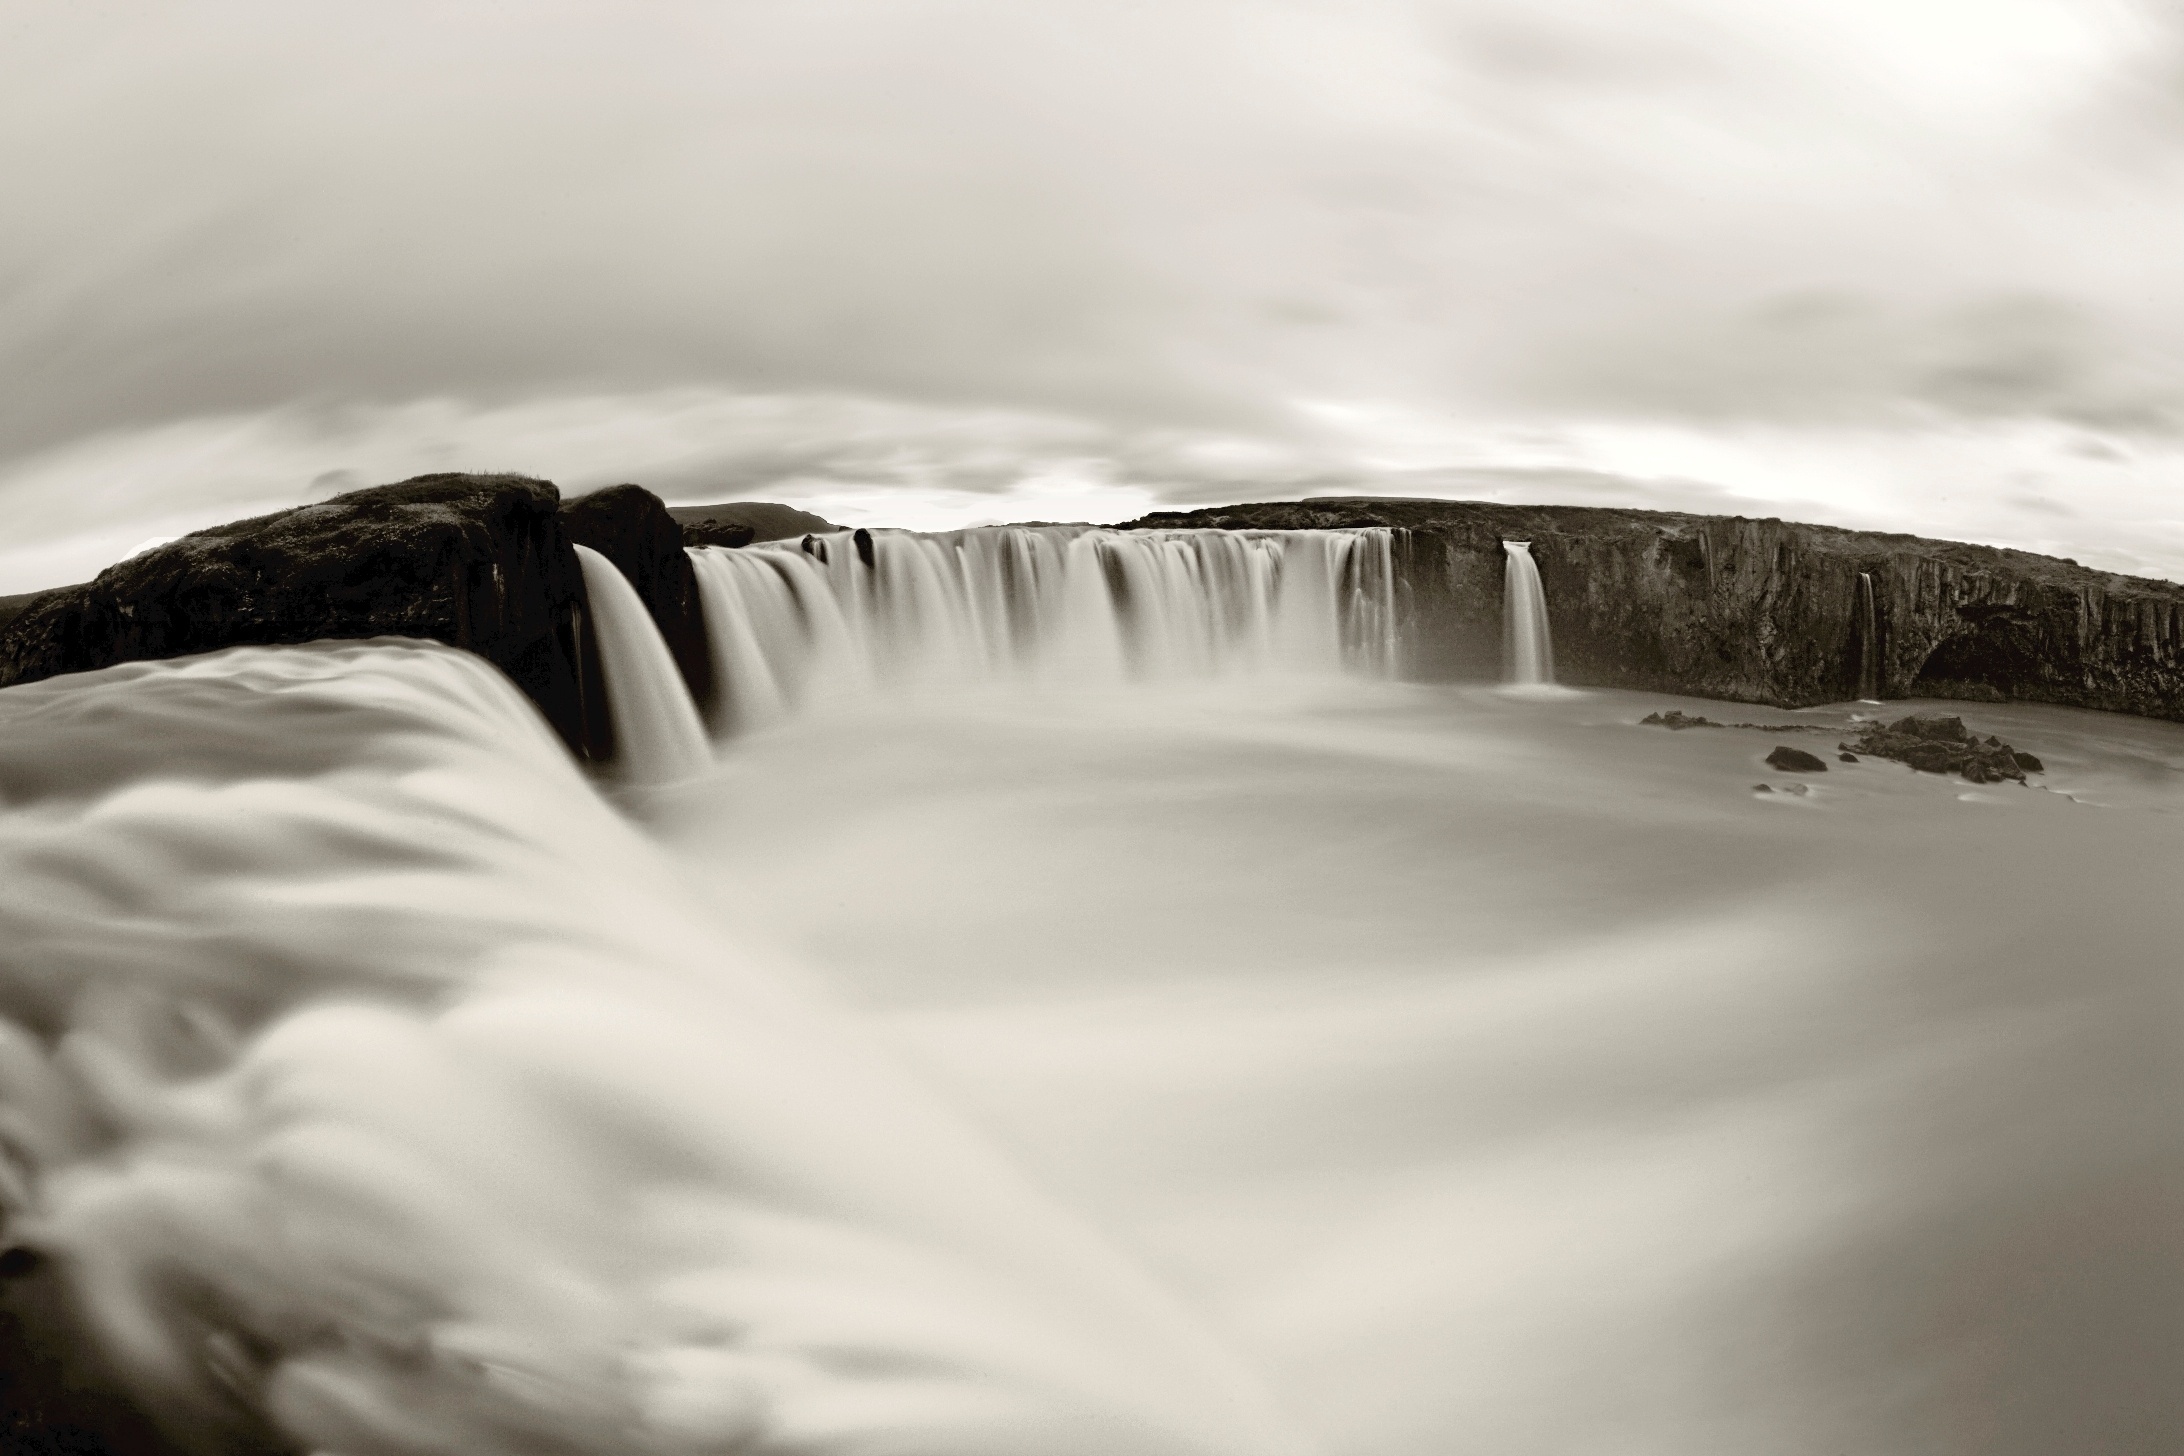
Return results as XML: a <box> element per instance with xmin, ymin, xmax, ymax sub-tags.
<box><xmin>559</xmin><ymin>484</ymin><xmax>714</xmax><ymax>715</ymax></box>
<box><xmin>1843</xmin><ymin>714</ymin><xmax>2032</xmax><ymax>783</ymax></box>
<box><xmin>0</xmin><ymin>474</ymin><xmax>603</xmax><ymax>757</ymax></box>
<box><xmin>1128</xmin><ymin>498</ymin><xmax>2184</xmax><ymax>723</ymax></box>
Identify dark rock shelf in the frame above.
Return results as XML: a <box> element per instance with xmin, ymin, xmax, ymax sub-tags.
<box><xmin>0</xmin><ymin>474</ymin><xmax>716</xmax><ymax>766</ymax></box>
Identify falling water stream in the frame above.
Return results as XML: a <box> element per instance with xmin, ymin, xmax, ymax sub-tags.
<box><xmin>575</xmin><ymin>544</ymin><xmax>714</xmax><ymax>785</ymax></box>
<box><xmin>688</xmin><ymin>527</ymin><xmax>1398</xmax><ymax>734</ymax></box>
<box><xmin>1500</xmin><ymin>541</ymin><xmax>1554</xmax><ymax>687</ymax></box>
<box><xmin>1856</xmin><ymin>571</ymin><xmax>1881</xmax><ymax>701</ymax></box>
<box><xmin>3</xmin><ymin>526</ymin><xmax>2182</xmax><ymax>1455</ymax></box>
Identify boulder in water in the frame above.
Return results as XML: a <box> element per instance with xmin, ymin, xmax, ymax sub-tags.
<box><xmin>559</xmin><ymin>484</ymin><xmax>713</xmax><ymax>715</ymax></box>
<box><xmin>1765</xmin><ymin>745</ymin><xmax>1829</xmax><ymax>772</ymax></box>
<box><xmin>1892</xmin><ymin>714</ymin><xmax>1971</xmax><ymax>742</ymax></box>
<box><xmin>1842</xmin><ymin>714</ymin><xmax>2030</xmax><ymax>783</ymax></box>
<box><xmin>1643</xmin><ymin>709</ymin><xmax>1835</xmax><ymax>733</ymax></box>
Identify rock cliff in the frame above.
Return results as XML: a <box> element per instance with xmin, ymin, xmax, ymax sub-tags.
<box><xmin>1123</xmin><ymin>498</ymin><xmax>2184</xmax><ymax>721</ymax></box>
<box><xmin>0</xmin><ymin>474</ymin><xmax>614</xmax><ymax>758</ymax></box>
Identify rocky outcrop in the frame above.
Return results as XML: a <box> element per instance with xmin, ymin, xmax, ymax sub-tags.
<box><xmin>671</xmin><ymin>501</ymin><xmax>837</xmax><ymax>547</ymax></box>
<box><xmin>1640</xmin><ymin>710</ymin><xmax>1831</xmax><ymax>732</ymax></box>
<box><xmin>1842</xmin><ymin>714</ymin><xmax>2031</xmax><ymax>783</ymax></box>
<box><xmin>1124</xmin><ymin>498</ymin><xmax>2184</xmax><ymax>722</ymax></box>
<box><xmin>0</xmin><ymin>474</ymin><xmax>612</xmax><ymax>759</ymax></box>
<box><xmin>560</xmin><ymin>484</ymin><xmax>713</xmax><ymax>715</ymax></box>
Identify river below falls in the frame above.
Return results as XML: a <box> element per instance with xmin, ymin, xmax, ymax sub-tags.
<box><xmin>658</xmin><ymin>678</ymin><xmax>2184</xmax><ymax>1456</ymax></box>
<box><xmin>4</xmin><ymin>645</ymin><xmax>2181</xmax><ymax>1456</ymax></box>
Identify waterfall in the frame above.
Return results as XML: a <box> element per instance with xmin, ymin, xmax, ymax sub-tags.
<box><xmin>0</xmin><ymin>639</ymin><xmax>1308</xmax><ymax>1456</ymax></box>
<box><xmin>1502</xmin><ymin>540</ymin><xmax>1555</xmax><ymax>686</ymax></box>
<box><xmin>692</xmin><ymin>526</ymin><xmax>1397</xmax><ymax>734</ymax></box>
<box><xmin>1856</xmin><ymin>571</ymin><xmax>1880</xmax><ymax>701</ymax></box>
<box><xmin>574</xmin><ymin>544</ymin><xmax>713</xmax><ymax>784</ymax></box>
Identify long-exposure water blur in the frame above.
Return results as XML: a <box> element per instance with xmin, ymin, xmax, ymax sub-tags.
<box><xmin>3</xmin><ymin>525</ymin><xmax>2178</xmax><ymax>1453</ymax></box>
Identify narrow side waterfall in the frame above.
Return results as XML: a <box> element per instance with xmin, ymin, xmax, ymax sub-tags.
<box><xmin>691</xmin><ymin>526</ymin><xmax>1396</xmax><ymax>734</ymax></box>
<box><xmin>574</xmin><ymin>543</ymin><xmax>713</xmax><ymax>783</ymax></box>
<box><xmin>1501</xmin><ymin>540</ymin><xmax>1555</xmax><ymax>686</ymax></box>
<box><xmin>1856</xmin><ymin>571</ymin><xmax>1880</xmax><ymax>700</ymax></box>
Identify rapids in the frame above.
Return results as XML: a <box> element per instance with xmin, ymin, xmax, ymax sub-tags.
<box><xmin>2</xmin><ymin>524</ymin><xmax>2181</xmax><ymax>1455</ymax></box>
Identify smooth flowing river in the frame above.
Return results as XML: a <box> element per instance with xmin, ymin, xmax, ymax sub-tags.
<box><xmin>662</xmin><ymin>675</ymin><xmax>2184</xmax><ymax>1456</ymax></box>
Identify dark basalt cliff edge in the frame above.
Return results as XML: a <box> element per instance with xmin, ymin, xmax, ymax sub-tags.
<box><xmin>562</xmin><ymin>483</ymin><xmax>714</xmax><ymax>715</ymax></box>
<box><xmin>1124</xmin><ymin>497</ymin><xmax>2184</xmax><ymax>721</ymax></box>
<box><xmin>0</xmin><ymin>474</ymin><xmax>674</xmax><ymax>761</ymax></box>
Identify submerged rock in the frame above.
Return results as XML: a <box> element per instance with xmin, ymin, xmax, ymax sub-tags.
<box><xmin>1842</xmin><ymin>714</ymin><xmax>2032</xmax><ymax>784</ymax></box>
<box><xmin>1766</xmin><ymin>745</ymin><xmax>1829</xmax><ymax>772</ymax></box>
<box><xmin>1642</xmin><ymin>709</ymin><xmax>1832</xmax><ymax>732</ymax></box>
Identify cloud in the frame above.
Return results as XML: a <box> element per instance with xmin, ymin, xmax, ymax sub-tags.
<box><xmin>1522</xmin><ymin>289</ymin><xmax>2184</xmax><ymax>433</ymax></box>
<box><xmin>0</xmin><ymin>390</ymin><xmax>1377</xmax><ymax>590</ymax></box>
<box><xmin>4</xmin><ymin>0</ymin><xmax>2184</xmax><ymax>585</ymax></box>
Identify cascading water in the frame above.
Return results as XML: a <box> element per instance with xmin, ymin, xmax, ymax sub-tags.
<box><xmin>690</xmin><ymin>526</ymin><xmax>1396</xmax><ymax>734</ymax></box>
<box><xmin>1500</xmin><ymin>541</ymin><xmax>1555</xmax><ymax>687</ymax></box>
<box><xmin>1856</xmin><ymin>571</ymin><xmax>1880</xmax><ymax>701</ymax></box>
<box><xmin>7</xmin><ymin>540</ymin><xmax>2184</xmax><ymax>1455</ymax></box>
<box><xmin>0</xmin><ymin>640</ymin><xmax>1309</xmax><ymax>1456</ymax></box>
<box><xmin>574</xmin><ymin>544</ymin><xmax>714</xmax><ymax>784</ymax></box>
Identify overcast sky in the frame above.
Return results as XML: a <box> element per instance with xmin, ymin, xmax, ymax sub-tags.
<box><xmin>4</xmin><ymin>0</ymin><xmax>2182</xmax><ymax>591</ymax></box>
